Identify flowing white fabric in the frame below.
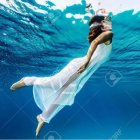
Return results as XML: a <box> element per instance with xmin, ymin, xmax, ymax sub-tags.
<box><xmin>22</xmin><ymin>43</ymin><xmax>112</xmax><ymax>123</ymax></box>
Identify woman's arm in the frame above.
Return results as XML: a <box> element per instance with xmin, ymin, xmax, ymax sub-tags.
<box><xmin>77</xmin><ymin>41</ymin><xmax>97</xmax><ymax>74</ymax></box>
<box><xmin>77</xmin><ymin>31</ymin><xmax>113</xmax><ymax>73</ymax></box>
<box><xmin>85</xmin><ymin>41</ymin><xmax>98</xmax><ymax>63</ymax></box>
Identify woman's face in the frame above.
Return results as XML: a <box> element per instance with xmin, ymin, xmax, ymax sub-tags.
<box><xmin>100</xmin><ymin>9</ymin><xmax>108</xmax><ymax>14</ymax></box>
<box><xmin>96</xmin><ymin>9</ymin><xmax>109</xmax><ymax>16</ymax></box>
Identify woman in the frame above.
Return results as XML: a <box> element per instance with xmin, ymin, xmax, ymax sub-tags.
<box><xmin>10</xmin><ymin>8</ymin><xmax>113</xmax><ymax>136</ymax></box>
<box><xmin>78</xmin><ymin>8</ymin><xmax>113</xmax><ymax>73</ymax></box>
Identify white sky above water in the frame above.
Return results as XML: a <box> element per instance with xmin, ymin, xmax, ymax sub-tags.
<box><xmin>35</xmin><ymin>0</ymin><xmax>140</xmax><ymax>14</ymax></box>
<box><xmin>35</xmin><ymin>0</ymin><xmax>140</xmax><ymax>24</ymax></box>
<box><xmin>87</xmin><ymin>0</ymin><xmax>140</xmax><ymax>14</ymax></box>
<box><xmin>0</xmin><ymin>0</ymin><xmax>140</xmax><ymax>24</ymax></box>
<box><xmin>1</xmin><ymin>0</ymin><xmax>139</xmax><ymax>15</ymax></box>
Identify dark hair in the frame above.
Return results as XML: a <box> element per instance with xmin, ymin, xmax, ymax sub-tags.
<box><xmin>89</xmin><ymin>15</ymin><xmax>104</xmax><ymax>26</ymax></box>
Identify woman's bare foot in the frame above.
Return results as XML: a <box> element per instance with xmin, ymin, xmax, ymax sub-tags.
<box><xmin>36</xmin><ymin>115</ymin><xmax>44</xmax><ymax>137</ymax></box>
<box><xmin>10</xmin><ymin>78</ymin><xmax>26</xmax><ymax>91</ymax></box>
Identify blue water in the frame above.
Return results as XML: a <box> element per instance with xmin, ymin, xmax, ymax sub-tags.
<box><xmin>0</xmin><ymin>0</ymin><xmax>140</xmax><ymax>139</ymax></box>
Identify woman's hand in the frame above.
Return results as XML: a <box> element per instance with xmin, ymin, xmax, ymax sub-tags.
<box><xmin>77</xmin><ymin>59</ymin><xmax>89</xmax><ymax>74</ymax></box>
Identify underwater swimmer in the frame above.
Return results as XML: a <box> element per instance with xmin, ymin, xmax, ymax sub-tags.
<box><xmin>10</xmin><ymin>6</ymin><xmax>113</xmax><ymax>137</ymax></box>
<box><xmin>77</xmin><ymin>7</ymin><xmax>113</xmax><ymax>73</ymax></box>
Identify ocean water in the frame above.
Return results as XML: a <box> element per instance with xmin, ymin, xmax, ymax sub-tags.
<box><xmin>0</xmin><ymin>0</ymin><xmax>140</xmax><ymax>139</ymax></box>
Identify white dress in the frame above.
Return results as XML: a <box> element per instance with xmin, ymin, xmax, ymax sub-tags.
<box><xmin>22</xmin><ymin>43</ymin><xmax>112</xmax><ymax>123</ymax></box>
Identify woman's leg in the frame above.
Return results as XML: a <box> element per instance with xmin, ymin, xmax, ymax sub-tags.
<box><xmin>35</xmin><ymin>73</ymin><xmax>79</xmax><ymax>136</ymax></box>
<box><xmin>10</xmin><ymin>76</ymin><xmax>38</xmax><ymax>91</ymax></box>
<box><xmin>36</xmin><ymin>104</ymin><xmax>60</xmax><ymax>136</ymax></box>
